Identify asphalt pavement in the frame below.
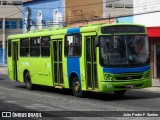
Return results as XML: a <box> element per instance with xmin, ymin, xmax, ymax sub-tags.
<box><xmin>1</xmin><ymin>65</ymin><xmax>160</xmax><ymax>120</ymax></box>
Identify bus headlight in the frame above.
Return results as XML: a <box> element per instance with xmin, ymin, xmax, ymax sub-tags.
<box><xmin>143</xmin><ymin>71</ymin><xmax>150</xmax><ymax>79</ymax></box>
<box><xmin>104</xmin><ymin>74</ymin><xmax>115</xmax><ymax>81</ymax></box>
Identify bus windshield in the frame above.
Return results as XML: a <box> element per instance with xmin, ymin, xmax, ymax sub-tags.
<box><xmin>99</xmin><ymin>35</ymin><xmax>150</xmax><ymax>67</ymax></box>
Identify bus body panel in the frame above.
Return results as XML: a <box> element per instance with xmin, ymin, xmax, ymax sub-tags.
<box><xmin>67</xmin><ymin>28</ymin><xmax>80</xmax><ymax>34</ymax></box>
<box><xmin>7</xmin><ymin>23</ymin><xmax>151</xmax><ymax>96</ymax></box>
<box><xmin>97</xmin><ymin>65</ymin><xmax>151</xmax><ymax>92</ymax></box>
<box><xmin>18</xmin><ymin>57</ymin><xmax>30</xmax><ymax>83</ymax></box>
<box><xmin>8</xmin><ymin>31</ymin><xmax>52</xmax><ymax>40</ymax></box>
<box><xmin>40</xmin><ymin>57</ymin><xmax>52</xmax><ymax>86</ymax></box>
<box><xmin>100</xmin><ymin>68</ymin><xmax>151</xmax><ymax>92</ymax></box>
<box><xmin>29</xmin><ymin>57</ymin><xmax>52</xmax><ymax>86</ymax></box>
<box><xmin>62</xmin><ymin>51</ymin><xmax>69</xmax><ymax>89</ymax></box>
<box><xmin>67</xmin><ymin>57</ymin><xmax>81</xmax><ymax>85</ymax></box>
<box><xmin>8</xmin><ymin>57</ymin><xmax>14</xmax><ymax>80</ymax></box>
<box><xmin>66</xmin><ymin>28</ymin><xmax>82</xmax><ymax>89</ymax></box>
<box><xmin>99</xmin><ymin>78</ymin><xmax>151</xmax><ymax>92</ymax></box>
<box><xmin>30</xmin><ymin>58</ymin><xmax>42</xmax><ymax>84</ymax></box>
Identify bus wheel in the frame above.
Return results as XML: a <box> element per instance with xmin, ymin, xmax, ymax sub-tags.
<box><xmin>72</xmin><ymin>77</ymin><xmax>84</xmax><ymax>97</ymax></box>
<box><xmin>25</xmin><ymin>72</ymin><xmax>33</xmax><ymax>90</ymax></box>
<box><xmin>114</xmin><ymin>90</ymin><xmax>126</xmax><ymax>96</ymax></box>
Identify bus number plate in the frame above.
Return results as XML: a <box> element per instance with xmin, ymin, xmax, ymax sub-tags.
<box><xmin>125</xmin><ymin>84</ymin><xmax>134</xmax><ymax>88</ymax></box>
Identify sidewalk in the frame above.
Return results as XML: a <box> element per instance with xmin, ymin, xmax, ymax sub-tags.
<box><xmin>152</xmin><ymin>79</ymin><xmax>160</xmax><ymax>87</ymax></box>
<box><xmin>144</xmin><ymin>78</ymin><xmax>160</xmax><ymax>92</ymax></box>
<box><xmin>0</xmin><ymin>64</ymin><xmax>7</xmax><ymax>67</ymax></box>
<box><xmin>0</xmin><ymin>64</ymin><xmax>7</xmax><ymax>75</ymax></box>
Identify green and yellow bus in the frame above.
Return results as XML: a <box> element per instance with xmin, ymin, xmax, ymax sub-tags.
<box><xmin>7</xmin><ymin>23</ymin><xmax>151</xmax><ymax>97</ymax></box>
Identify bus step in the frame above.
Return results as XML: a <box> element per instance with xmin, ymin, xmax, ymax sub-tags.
<box><xmin>87</xmin><ymin>89</ymin><xmax>99</xmax><ymax>92</ymax></box>
<box><xmin>54</xmin><ymin>86</ymin><xmax>63</xmax><ymax>89</ymax></box>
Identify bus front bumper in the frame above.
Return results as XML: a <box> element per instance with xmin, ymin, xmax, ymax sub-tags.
<box><xmin>99</xmin><ymin>78</ymin><xmax>152</xmax><ymax>92</ymax></box>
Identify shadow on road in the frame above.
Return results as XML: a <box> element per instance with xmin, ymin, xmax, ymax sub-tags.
<box><xmin>2</xmin><ymin>74</ymin><xmax>160</xmax><ymax>102</ymax></box>
<box><xmin>15</xmin><ymin>84</ymin><xmax>160</xmax><ymax>102</ymax></box>
<box><xmin>0</xmin><ymin>75</ymin><xmax>6</xmax><ymax>81</ymax></box>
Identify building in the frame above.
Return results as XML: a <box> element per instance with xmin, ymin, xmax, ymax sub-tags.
<box><xmin>65</xmin><ymin>0</ymin><xmax>104</xmax><ymax>26</ymax></box>
<box><xmin>22</xmin><ymin>0</ymin><xmax>134</xmax><ymax>30</ymax></box>
<box><xmin>0</xmin><ymin>0</ymin><xmax>22</xmax><ymax>64</ymax></box>
<box><xmin>105</xmin><ymin>0</ymin><xmax>133</xmax><ymax>23</ymax></box>
<box><xmin>104</xmin><ymin>0</ymin><xmax>133</xmax><ymax>18</ymax></box>
<box><xmin>23</xmin><ymin>0</ymin><xmax>104</xmax><ymax>30</ymax></box>
<box><xmin>66</xmin><ymin>0</ymin><xmax>133</xmax><ymax>27</ymax></box>
<box><xmin>22</xmin><ymin>0</ymin><xmax>65</xmax><ymax>32</ymax></box>
<box><xmin>133</xmin><ymin>0</ymin><xmax>160</xmax><ymax>79</ymax></box>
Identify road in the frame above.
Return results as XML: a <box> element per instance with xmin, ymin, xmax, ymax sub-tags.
<box><xmin>0</xmin><ymin>70</ymin><xmax>160</xmax><ymax>120</ymax></box>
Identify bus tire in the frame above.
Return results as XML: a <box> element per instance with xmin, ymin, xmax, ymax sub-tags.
<box><xmin>25</xmin><ymin>72</ymin><xmax>34</xmax><ymax>90</ymax></box>
<box><xmin>114</xmin><ymin>90</ymin><xmax>126</xmax><ymax>96</ymax></box>
<box><xmin>72</xmin><ymin>77</ymin><xmax>84</xmax><ymax>98</ymax></box>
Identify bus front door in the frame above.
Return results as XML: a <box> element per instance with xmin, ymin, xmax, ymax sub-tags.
<box><xmin>53</xmin><ymin>39</ymin><xmax>64</xmax><ymax>86</ymax></box>
<box><xmin>12</xmin><ymin>41</ymin><xmax>19</xmax><ymax>81</ymax></box>
<box><xmin>85</xmin><ymin>37</ymin><xmax>98</xmax><ymax>90</ymax></box>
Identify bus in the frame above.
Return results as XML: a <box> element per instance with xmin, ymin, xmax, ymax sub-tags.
<box><xmin>7</xmin><ymin>23</ymin><xmax>151</xmax><ymax>97</ymax></box>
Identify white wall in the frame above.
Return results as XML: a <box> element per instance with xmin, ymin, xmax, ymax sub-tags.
<box><xmin>107</xmin><ymin>0</ymin><xmax>133</xmax><ymax>4</ymax></box>
<box><xmin>134</xmin><ymin>0</ymin><xmax>160</xmax><ymax>27</ymax></box>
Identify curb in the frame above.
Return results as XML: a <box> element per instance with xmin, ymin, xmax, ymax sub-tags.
<box><xmin>0</xmin><ymin>64</ymin><xmax>7</xmax><ymax>67</ymax></box>
<box><xmin>144</xmin><ymin>87</ymin><xmax>160</xmax><ymax>92</ymax></box>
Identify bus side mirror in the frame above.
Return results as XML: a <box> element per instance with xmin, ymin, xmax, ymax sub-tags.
<box><xmin>95</xmin><ymin>37</ymin><xmax>99</xmax><ymax>47</ymax></box>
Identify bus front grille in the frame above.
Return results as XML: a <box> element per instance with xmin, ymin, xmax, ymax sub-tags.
<box><xmin>115</xmin><ymin>74</ymin><xmax>143</xmax><ymax>81</ymax></box>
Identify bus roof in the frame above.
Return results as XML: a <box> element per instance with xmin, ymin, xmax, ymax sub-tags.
<box><xmin>8</xmin><ymin>23</ymin><xmax>146</xmax><ymax>40</ymax></box>
<box><xmin>8</xmin><ymin>28</ymin><xmax>68</xmax><ymax>40</ymax></box>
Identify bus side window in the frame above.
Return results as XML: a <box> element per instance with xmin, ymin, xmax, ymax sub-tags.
<box><xmin>65</xmin><ymin>35</ymin><xmax>81</xmax><ymax>57</ymax></box>
<box><xmin>41</xmin><ymin>37</ymin><xmax>50</xmax><ymax>57</ymax></box>
<box><xmin>30</xmin><ymin>37</ymin><xmax>40</xmax><ymax>57</ymax></box>
<box><xmin>20</xmin><ymin>38</ymin><xmax>29</xmax><ymax>57</ymax></box>
<box><xmin>74</xmin><ymin>36</ymin><xmax>81</xmax><ymax>55</ymax></box>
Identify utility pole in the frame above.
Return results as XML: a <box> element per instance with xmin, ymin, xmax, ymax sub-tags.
<box><xmin>2</xmin><ymin>18</ymin><xmax>5</xmax><ymax>64</ymax></box>
<box><xmin>26</xmin><ymin>7</ymin><xmax>31</xmax><ymax>32</ymax></box>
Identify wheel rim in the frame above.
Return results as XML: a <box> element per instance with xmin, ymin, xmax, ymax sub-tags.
<box><xmin>72</xmin><ymin>77</ymin><xmax>84</xmax><ymax>97</ymax></box>
<box><xmin>74</xmin><ymin>81</ymin><xmax>80</xmax><ymax>93</ymax></box>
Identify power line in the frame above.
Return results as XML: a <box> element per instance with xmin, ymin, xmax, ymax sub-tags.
<box><xmin>21</xmin><ymin>1</ymin><xmax>160</xmax><ymax>28</ymax></box>
<box><xmin>26</xmin><ymin>0</ymin><xmax>160</xmax><ymax>10</ymax></box>
<box><xmin>24</xmin><ymin>1</ymin><xmax>160</xmax><ymax>24</ymax></box>
<box><xmin>5</xmin><ymin>11</ymin><xmax>21</xmax><ymax>18</ymax></box>
<box><xmin>26</xmin><ymin>1</ymin><xmax>105</xmax><ymax>9</ymax></box>
<box><xmin>27</xmin><ymin>9</ymin><xmax>160</xmax><ymax>26</ymax></box>
<box><xmin>14</xmin><ymin>5</ymin><xmax>25</xmax><ymax>15</ymax></box>
<box><xmin>2</xmin><ymin>7</ymin><xmax>160</xmax><ymax>30</ymax></box>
